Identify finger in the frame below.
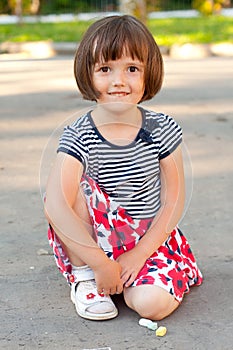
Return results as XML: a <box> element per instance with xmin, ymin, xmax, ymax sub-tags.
<box><xmin>125</xmin><ymin>274</ymin><xmax>135</xmax><ymax>288</ymax></box>
<box><xmin>96</xmin><ymin>284</ymin><xmax>103</xmax><ymax>295</ymax></box>
<box><xmin>97</xmin><ymin>287</ymin><xmax>104</xmax><ymax>295</ymax></box>
<box><xmin>121</xmin><ymin>272</ymin><xmax>131</xmax><ymax>285</ymax></box>
<box><xmin>103</xmin><ymin>288</ymin><xmax>111</xmax><ymax>296</ymax></box>
<box><xmin>115</xmin><ymin>285</ymin><xmax>123</xmax><ymax>294</ymax></box>
<box><xmin>97</xmin><ymin>284</ymin><xmax>107</xmax><ymax>295</ymax></box>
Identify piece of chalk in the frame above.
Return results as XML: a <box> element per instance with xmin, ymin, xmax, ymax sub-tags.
<box><xmin>147</xmin><ymin>322</ymin><xmax>158</xmax><ymax>331</ymax></box>
<box><xmin>139</xmin><ymin>318</ymin><xmax>152</xmax><ymax>327</ymax></box>
<box><xmin>139</xmin><ymin>318</ymin><xmax>158</xmax><ymax>330</ymax></box>
<box><xmin>155</xmin><ymin>326</ymin><xmax>167</xmax><ymax>337</ymax></box>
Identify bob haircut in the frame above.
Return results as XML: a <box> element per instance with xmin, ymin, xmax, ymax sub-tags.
<box><xmin>74</xmin><ymin>15</ymin><xmax>164</xmax><ymax>103</ymax></box>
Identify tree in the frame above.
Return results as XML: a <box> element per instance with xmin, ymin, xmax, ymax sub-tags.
<box><xmin>8</xmin><ymin>0</ymin><xmax>40</xmax><ymax>16</ymax></box>
<box><xmin>30</xmin><ymin>0</ymin><xmax>40</xmax><ymax>14</ymax></box>
<box><xmin>119</xmin><ymin>0</ymin><xmax>147</xmax><ymax>23</ymax></box>
<box><xmin>14</xmin><ymin>0</ymin><xmax>22</xmax><ymax>23</ymax></box>
<box><xmin>192</xmin><ymin>0</ymin><xmax>230</xmax><ymax>15</ymax></box>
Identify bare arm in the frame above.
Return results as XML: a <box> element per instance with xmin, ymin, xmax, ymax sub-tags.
<box><xmin>45</xmin><ymin>152</ymin><xmax>123</xmax><ymax>294</ymax></box>
<box><xmin>137</xmin><ymin>144</ymin><xmax>185</xmax><ymax>252</ymax></box>
<box><xmin>117</xmin><ymin>145</ymin><xmax>185</xmax><ymax>286</ymax></box>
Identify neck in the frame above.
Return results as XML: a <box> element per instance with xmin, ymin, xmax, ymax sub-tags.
<box><xmin>91</xmin><ymin>103</ymin><xmax>143</xmax><ymax>146</ymax></box>
<box><xmin>92</xmin><ymin>103</ymin><xmax>141</xmax><ymax>126</ymax></box>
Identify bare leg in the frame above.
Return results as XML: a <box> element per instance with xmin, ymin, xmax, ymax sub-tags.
<box><xmin>57</xmin><ymin>186</ymin><xmax>95</xmax><ymax>267</ymax></box>
<box><xmin>124</xmin><ymin>285</ymin><xmax>179</xmax><ymax>320</ymax></box>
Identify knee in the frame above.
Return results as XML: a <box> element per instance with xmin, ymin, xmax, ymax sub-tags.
<box><xmin>124</xmin><ymin>285</ymin><xmax>179</xmax><ymax>321</ymax></box>
<box><xmin>126</xmin><ymin>293</ymin><xmax>167</xmax><ymax>320</ymax></box>
<box><xmin>136</xmin><ymin>303</ymin><xmax>165</xmax><ymax>321</ymax></box>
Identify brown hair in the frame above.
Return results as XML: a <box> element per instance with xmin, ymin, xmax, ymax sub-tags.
<box><xmin>74</xmin><ymin>15</ymin><xmax>164</xmax><ymax>103</ymax></box>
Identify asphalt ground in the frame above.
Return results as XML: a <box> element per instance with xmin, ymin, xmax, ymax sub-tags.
<box><xmin>0</xmin><ymin>55</ymin><xmax>233</xmax><ymax>350</ymax></box>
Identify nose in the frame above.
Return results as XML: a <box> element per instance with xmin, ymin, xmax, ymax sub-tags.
<box><xmin>111</xmin><ymin>70</ymin><xmax>125</xmax><ymax>86</ymax></box>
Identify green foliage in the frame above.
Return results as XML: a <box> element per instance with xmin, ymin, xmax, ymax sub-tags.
<box><xmin>0</xmin><ymin>0</ymin><xmax>119</xmax><ymax>15</ymax></box>
<box><xmin>149</xmin><ymin>16</ymin><xmax>233</xmax><ymax>45</ymax></box>
<box><xmin>0</xmin><ymin>0</ymin><xmax>195</xmax><ymax>16</ymax></box>
<box><xmin>0</xmin><ymin>0</ymin><xmax>9</xmax><ymax>13</ymax></box>
<box><xmin>0</xmin><ymin>16</ymin><xmax>232</xmax><ymax>46</ymax></box>
<box><xmin>34</xmin><ymin>0</ymin><xmax>118</xmax><ymax>15</ymax></box>
<box><xmin>39</xmin><ymin>0</ymin><xmax>81</xmax><ymax>14</ymax></box>
<box><xmin>147</xmin><ymin>0</ymin><xmax>192</xmax><ymax>12</ymax></box>
<box><xmin>192</xmin><ymin>0</ymin><xmax>229</xmax><ymax>16</ymax></box>
<box><xmin>0</xmin><ymin>20</ymin><xmax>93</xmax><ymax>42</ymax></box>
<box><xmin>8</xmin><ymin>0</ymin><xmax>31</xmax><ymax>14</ymax></box>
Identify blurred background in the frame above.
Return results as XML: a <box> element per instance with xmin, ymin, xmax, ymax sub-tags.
<box><xmin>1</xmin><ymin>2</ymin><xmax>233</xmax><ymax>350</ymax></box>
<box><xmin>0</xmin><ymin>0</ymin><xmax>232</xmax><ymax>17</ymax></box>
<box><xmin>0</xmin><ymin>0</ymin><xmax>232</xmax><ymax>57</ymax></box>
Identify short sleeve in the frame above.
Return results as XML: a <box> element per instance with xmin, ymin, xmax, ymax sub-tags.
<box><xmin>57</xmin><ymin>125</ymin><xmax>88</xmax><ymax>168</ymax></box>
<box><xmin>159</xmin><ymin>115</ymin><xmax>182</xmax><ymax>159</ymax></box>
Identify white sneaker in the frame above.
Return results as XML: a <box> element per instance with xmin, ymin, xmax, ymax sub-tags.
<box><xmin>71</xmin><ymin>280</ymin><xmax>118</xmax><ymax>320</ymax></box>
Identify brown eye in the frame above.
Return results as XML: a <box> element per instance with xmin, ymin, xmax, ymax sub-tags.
<box><xmin>101</xmin><ymin>66</ymin><xmax>110</xmax><ymax>73</ymax></box>
<box><xmin>128</xmin><ymin>66</ymin><xmax>138</xmax><ymax>72</ymax></box>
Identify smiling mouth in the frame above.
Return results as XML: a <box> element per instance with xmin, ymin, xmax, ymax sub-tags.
<box><xmin>108</xmin><ymin>92</ymin><xmax>129</xmax><ymax>97</ymax></box>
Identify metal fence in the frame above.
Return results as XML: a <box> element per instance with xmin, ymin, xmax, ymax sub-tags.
<box><xmin>40</xmin><ymin>0</ymin><xmax>193</xmax><ymax>14</ymax></box>
<box><xmin>0</xmin><ymin>0</ymin><xmax>194</xmax><ymax>15</ymax></box>
<box><xmin>0</xmin><ymin>0</ymin><xmax>232</xmax><ymax>15</ymax></box>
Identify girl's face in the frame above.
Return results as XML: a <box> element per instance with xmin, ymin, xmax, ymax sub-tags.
<box><xmin>92</xmin><ymin>54</ymin><xmax>145</xmax><ymax>105</ymax></box>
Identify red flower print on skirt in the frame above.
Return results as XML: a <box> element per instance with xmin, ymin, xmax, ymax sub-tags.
<box><xmin>47</xmin><ymin>174</ymin><xmax>203</xmax><ymax>302</ymax></box>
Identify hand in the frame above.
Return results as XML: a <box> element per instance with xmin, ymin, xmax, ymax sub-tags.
<box><xmin>93</xmin><ymin>259</ymin><xmax>123</xmax><ymax>296</ymax></box>
<box><xmin>116</xmin><ymin>249</ymin><xmax>146</xmax><ymax>288</ymax></box>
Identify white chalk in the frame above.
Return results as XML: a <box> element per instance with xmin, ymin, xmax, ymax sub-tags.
<box><xmin>139</xmin><ymin>318</ymin><xmax>158</xmax><ymax>331</ymax></box>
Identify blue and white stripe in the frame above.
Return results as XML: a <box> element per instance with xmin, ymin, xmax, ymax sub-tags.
<box><xmin>58</xmin><ymin>107</ymin><xmax>182</xmax><ymax>219</ymax></box>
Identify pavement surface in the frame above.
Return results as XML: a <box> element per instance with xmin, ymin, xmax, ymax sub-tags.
<box><xmin>0</xmin><ymin>55</ymin><xmax>233</xmax><ymax>350</ymax></box>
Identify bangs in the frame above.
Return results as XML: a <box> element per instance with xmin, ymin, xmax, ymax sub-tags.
<box><xmin>92</xmin><ymin>21</ymin><xmax>149</xmax><ymax>63</ymax></box>
<box><xmin>74</xmin><ymin>15</ymin><xmax>164</xmax><ymax>102</ymax></box>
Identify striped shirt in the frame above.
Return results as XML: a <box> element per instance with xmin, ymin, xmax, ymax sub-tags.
<box><xmin>58</xmin><ymin>107</ymin><xmax>182</xmax><ymax>219</ymax></box>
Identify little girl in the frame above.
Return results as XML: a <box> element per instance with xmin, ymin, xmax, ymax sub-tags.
<box><xmin>45</xmin><ymin>15</ymin><xmax>203</xmax><ymax>321</ymax></box>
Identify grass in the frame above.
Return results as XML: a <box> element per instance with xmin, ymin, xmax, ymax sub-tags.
<box><xmin>0</xmin><ymin>20</ymin><xmax>92</xmax><ymax>43</ymax></box>
<box><xmin>148</xmin><ymin>16</ymin><xmax>233</xmax><ymax>46</ymax></box>
<box><xmin>0</xmin><ymin>16</ymin><xmax>232</xmax><ymax>46</ymax></box>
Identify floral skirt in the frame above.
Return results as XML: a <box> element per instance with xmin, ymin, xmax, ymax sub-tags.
<box><xmin>48</xmin><ymin>174</ymin><xmax>203</xmax><ymax>302</ymax></box>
